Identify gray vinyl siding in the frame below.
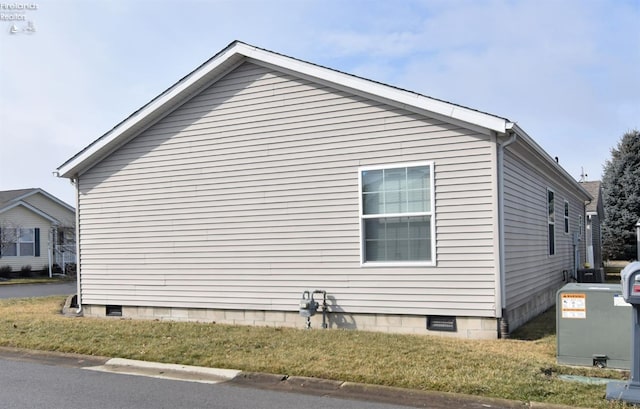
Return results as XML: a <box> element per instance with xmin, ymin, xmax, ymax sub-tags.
<box><xmin>77</xmin><ymin>62</ymin><xmax>498</xmax><ymax>317</ymax></box>
<box><xmin>591</xmin><ymin>189</ymin><xmax>605</xmax><ymax>268</ymax></box>
<box><xmin>502</xmin><ymin>151</ymin><xmax>586</xmax><ymax>311</ymax></box>
<box><xmin>589</xmin><ymin>213</ymin><xmax>603</xmax><ymax>268</ymax></box>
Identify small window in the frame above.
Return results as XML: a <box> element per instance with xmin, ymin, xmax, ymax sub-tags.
<box><xmin>359</xmin><ymin>162</ymin><xmax>435</xmax><ymax>265</ymax></box>
<box><xmin>548</xmin><ymin>189</ymin><xmax>555</xmax><ymax>256</ymax></box>
<box><xmin>564</xmin><ymin>201</ymin><xmax>569</xmax><ymax>234</ymax></box>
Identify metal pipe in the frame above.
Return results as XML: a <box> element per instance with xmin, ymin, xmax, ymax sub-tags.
<box><xmin>311</xmin><ymin>290</ymin><xmax>328</xmax><ymax>329</ymax></box>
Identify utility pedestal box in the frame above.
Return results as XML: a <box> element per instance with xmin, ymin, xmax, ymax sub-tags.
<box><xmin>557</xmin><ymin>283</ymin><xmax>631</xmax><ymax>369</ymax></box>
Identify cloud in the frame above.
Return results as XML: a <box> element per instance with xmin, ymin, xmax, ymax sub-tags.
<box><xmin>1</xmin><ymin>0</ymin><xmax>638</xmax><ymax>206</ymax></box>
<box><xmin>315</xmin><ymin>0</ymin><xmax>639</xmax><ymax>180</ymax></box>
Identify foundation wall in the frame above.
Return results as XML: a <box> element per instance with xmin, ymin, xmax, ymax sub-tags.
<box><xmin>83</xmin><ymin>305</ymin><xmax>499</xmax><ymax>340</ymax></box>
<box><xmin>506</xmin><ymin>285</ymin><xmax>558</xmax><ymax>331</ymax></box>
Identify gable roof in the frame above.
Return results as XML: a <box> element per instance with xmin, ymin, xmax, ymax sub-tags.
<box><xmin>0</xmin><ymin>188</ymin><xmax>37</xmax><ymax>206</ymax></box>
<box><xmin>0</xmin><ymin>201</ymin><xmax>59</xmax><ymax>224</ymax></box>
<box><xmin>55</xmin><ymin>40</ymin><xmax>589</xmax><ymax>200</ymax></box>
<box><xmin>0</xmin><ymin>188</ymin><xmax>75</xmax><ymax>214</ymax></box>
<box><xmin>56</xmin><ymin>41</ymin><xmax>515</xmax><ymax>179</ymax></box>
<box><xmin>580</xmin><ymin>181</ymin><xmax>602</xmax><ymax>214</ymax></box>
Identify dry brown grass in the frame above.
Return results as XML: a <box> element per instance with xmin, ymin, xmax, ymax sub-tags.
<box><xmin>0</xmin><ymin>296</ymin><xmax>633</xmax><ymax>408</ymax></box>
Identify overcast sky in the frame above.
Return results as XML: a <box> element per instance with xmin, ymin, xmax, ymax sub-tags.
<box><xmin>1</xmin><ymin>0</ymin><xmax>638</xmax><ymax>206</ymax></box>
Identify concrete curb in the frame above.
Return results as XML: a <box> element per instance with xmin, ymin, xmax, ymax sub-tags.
<box><xmin>229</xmin><ymin>372</ymin><xmax>590</xmax><ymax>409</ymax></box>
<box><xmin>105</xmin><ymin>357</ymin><xmax>242</xmax><ymax>379</ymax></box>
<box><xmin>0</xmin><ymin>347</ymin><xmax>594</xmax><ymax>409</ymax></box>
<box><xmin>85</xmin><ymin>358</ymin><xmax>241</xmax><ymax>384</ymax></box>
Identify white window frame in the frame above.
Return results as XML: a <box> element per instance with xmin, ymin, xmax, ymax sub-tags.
<box><xmin>358</xmin><ymin>161</ymin><xmax>436</xmax><ymax>267</ymax></box>
<box><xmin>3</xmin><ymin>227</ymin><xmax>34</xmax><ymax>257</ymax></box>
<box><xmin>563</xmin><ymin>200</ymin><xmax>570</xmax><ymax>235</ymax></box>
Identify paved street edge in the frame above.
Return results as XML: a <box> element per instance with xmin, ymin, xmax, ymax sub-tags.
<box><xmin>0</xmin><ymin>347</ymin><xmax>590</xmax><ymax>409</ymax></box>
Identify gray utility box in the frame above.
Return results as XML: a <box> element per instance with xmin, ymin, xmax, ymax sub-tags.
<box><xmin>557</xmin><ymin>283</ymin><xmax>631</xmax><ymax>369</ymax></box>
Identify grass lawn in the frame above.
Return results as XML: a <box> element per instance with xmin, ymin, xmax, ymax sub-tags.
<box><xmin>0</xmin><ymin>277</ymin><xmax>72</xmax><ymax>285</ymax></box>
<box><xmin>0</xmin><ymin>297</ymin><xmax>634</xmax><ymax>408</ymax></box>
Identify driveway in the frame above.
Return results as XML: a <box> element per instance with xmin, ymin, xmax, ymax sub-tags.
<box><xmin>0</xmin><ymin>281</ymin><xmax>76</xmax><ymax>299</ymax></box>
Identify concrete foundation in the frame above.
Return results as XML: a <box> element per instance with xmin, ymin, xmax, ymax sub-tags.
<box><xmin>82</xmin><ymin>304</ymin><xmax>499</xmax><ymax>340</ymax></box>
<box><xmin>506</xmin><ymin>284</ymin><xmax>558</xmax><ymax>331</ymax></box>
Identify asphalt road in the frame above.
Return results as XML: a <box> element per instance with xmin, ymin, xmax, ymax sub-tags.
<box><xmin>0</xmin><ymin>281</ymin><xmax>76</xmax><ymax>299</ymax></box>
<box><xmin>0</xmin><ymin>357</ymin><xmax>415</xmax><ymax>409</ymax></box>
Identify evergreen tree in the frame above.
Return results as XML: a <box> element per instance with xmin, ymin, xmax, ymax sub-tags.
<box><xmin>602</xmin><ymin>129</ymin><xmax>640</xmax><ymax>260</ymax></box>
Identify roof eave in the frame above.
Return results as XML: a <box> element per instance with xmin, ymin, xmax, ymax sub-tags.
<box><xmin>56</xmin><ymin>41</ymin><xmax>510</xmax><ymax>179</ymax></box>
<box><xmin>1</xmin><ymin>188</ymin><xmax>75</xmax><ymax>212</ymax></box>
<box><xmin>241</xmin><ymin>44</ymin><xmax>510</xmax><ymax>133</ymax></box>
<box><xmin>57</xmin><ymin>42</ymin><xmax>247</xmax><ymax>179</ymax></box>
<box><xmin>0</xmin><ymin>201</ymin><xmax>60</xmax><ymax>224</ymax></box>
<box><xmin>507</xmin><ymin>123</ymin><xmax>592</xmax><ymax>201</ymax></box>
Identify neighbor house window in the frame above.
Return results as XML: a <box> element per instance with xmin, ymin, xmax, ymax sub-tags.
<box><xmin>548</xmin><ymin>189</ymin><xmax>555</xmax><ymax>256</ymax></box>
<box><xmin>1</xmin><ymin>228</ymin><xmax>36</xmax><ymax>257</ymax></box>
<box><xmin>564</xmin><ymin>201</ymin><xmax>569</xmax><ymax>234</ymax></box>
<box><xmin>2</xmin><ymin>228</ymin><xmax>18</xmax><ymax>257</ymax></box>
<box><xmin>359</xmin><ymin>162</ymin><xmax>435</xmax><ymax>265</ymax></box>
<box><xmin>19</xmin><ymin>228</ymin><xmax>35</xmax><ymax>256</ymax></box>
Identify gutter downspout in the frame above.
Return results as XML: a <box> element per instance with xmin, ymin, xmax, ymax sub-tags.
<box><xmin>497</xmin><ymin>128</ymin><xmax>517</xmax><ymax>338</ymax></box>
<box><xmin>73</xmin><ymin>177</ymin><xmax>82</xmax><ymax>315</ymax></box>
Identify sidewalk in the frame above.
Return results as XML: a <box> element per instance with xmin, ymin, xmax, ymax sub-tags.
<box><xmin>0</xmin><ymin>347</ymin><xmax>587</xmax><ymax>409</ymax></box>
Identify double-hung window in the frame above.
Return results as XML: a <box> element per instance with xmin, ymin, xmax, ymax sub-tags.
<box><xmin>359</xmin><ymin>162</ymin><xmax>435</xmax><ymax>265</ymax></box>
<box><xmin>1</xmin><ymin>228</ymin><xmax>35</xmax><ymax>257</ymax></box>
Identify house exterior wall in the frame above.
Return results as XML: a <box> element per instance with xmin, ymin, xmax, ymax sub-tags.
<box><xmin>22</xmin><ymin>192</ymin><xmax>77</xmax><ymax>268</ymax></box>
<box><xmin>588</xmin><ymin>189</ymin><xmax>604</xmax><ymax>268</ymax></box>
<box><xmin>82</xmin><ymin>304</ymin><xmax>500</xmax><ymax>339</ymax></box>
<box><xmin>581</xmin><ymin>181</ymin><xmax>604</xmax><ymax>269</ymax></box>
<box><xmin>0</xmin><ymin>206</ymin><xmax>51</xmax><ymax>272</ymax></box>
<box><xmin>76</xmin><ymin>61</ymin><xmax>501</xmax><ymax>332</ymax></box>
<box><xmin>502</xmin><ymin>147</ymin><xmax>587</xmax><ymax>330</ymax></box>
<box><xmin>22</xmin><ymin>192</ymin><xmax>75</xmax><ymax>226</ymax></box>
<box><xmin>587</xmin><ymin>213</ymin><xmax>603</xmax><ymax>268</ymax></box>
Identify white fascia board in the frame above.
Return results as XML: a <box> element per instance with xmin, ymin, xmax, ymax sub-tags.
<box><xmin>239</xmin><ymin>44</ymin><xmax>509</xmax><ymax>133</ymax></box>
<box><xmin>0</xmin><ymin>201</ymin><xmax>59</xmax><ymax>224</ymax></box>
<box><xmin>508</xmin><ymin>123</ymin><xmax>592</xmax><ymax>201</ymax></box>
<box><xmin>57</xmin><ymin>41</ymin><xmax>509</xmax><ymax>178</ymax></box>
<box><xmin>5</xmin><ymin>189</ymin><xmax>38</xmax><ymax>204</ymax></box>
<box><xmin>57</xmin><ymin>43</ymin><xmax>246</xmax><ymax>179</ymax></box>
<box><xmin>11</xmin><ymin>188</ymin><xmax>75</xmax><ymax>212</ymax></box>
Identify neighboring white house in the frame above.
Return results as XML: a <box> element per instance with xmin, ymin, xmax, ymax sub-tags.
<box><xmin>580</xmin><ymin>181</ymin><xmax>604</xmax><ymax>269</ymax></box>
<box><xmin>56</xmin><ymin>41</ymin><xmax>591</xmax><ymax>339</ymax></box>
<box><xmin>0</xmin><ymin>188</ymin><xmax>76</xmax><ymax>275</ymax></box>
